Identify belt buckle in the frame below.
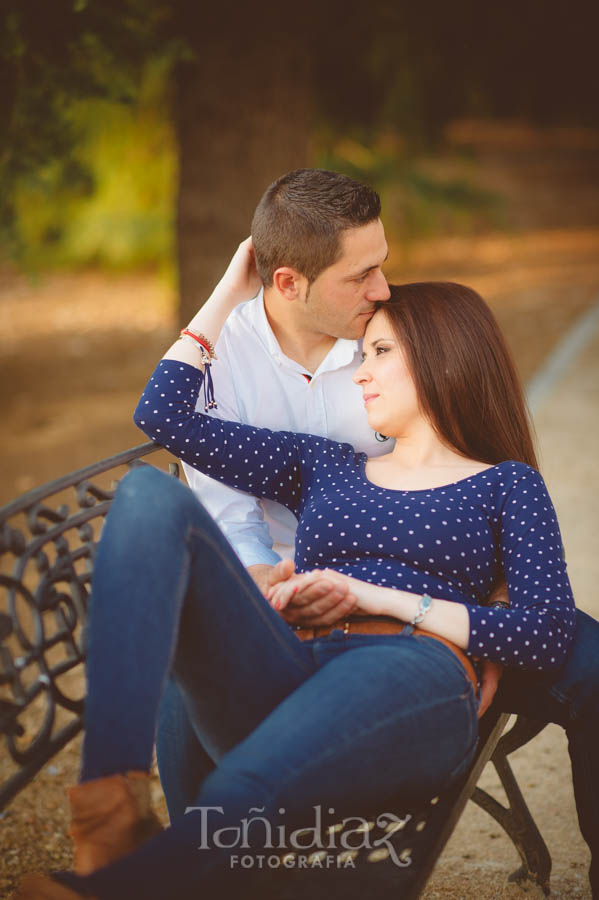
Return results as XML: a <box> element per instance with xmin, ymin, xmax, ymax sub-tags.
<box><xmin>326</xmin><ymin>620</ymin><xmax>350</xmax><ymax>639</ymax></box>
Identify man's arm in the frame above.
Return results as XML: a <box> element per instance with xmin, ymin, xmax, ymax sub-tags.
<box><xmin>183</xmin><ymin>458</ymin><xmax>282</xmax><ymax>569</ymax></box>
<box><xmin>181</xmin><ymin>294</ymin><xmax>284</xmax><ymax>576</ymax></box>
<box><xmin>182</xmin><ymin>329</ymin><xmax>351</xmax><ymax>613</ymax></box>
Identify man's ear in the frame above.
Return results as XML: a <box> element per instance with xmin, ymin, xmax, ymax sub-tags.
<box><xmin>272</xmin><ymin>267</ymin><xmax>308</xmax><ymax>302</ymax></box>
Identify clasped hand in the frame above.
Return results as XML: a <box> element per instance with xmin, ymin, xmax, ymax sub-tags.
<box><xmin>264</xmin><ymin>560</ymin><xmax>380</xmax><ymax>624</ymax></box>
<box><xmin>263</xmin><ymin>560</ymin><xmax>503</xmax><ymax>718</ymax></box>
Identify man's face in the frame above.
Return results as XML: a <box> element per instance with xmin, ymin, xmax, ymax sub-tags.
<box><xmin>301</xmin><ymin>219</ymin><xmax>390</xmax><ymax>340</ymax></box>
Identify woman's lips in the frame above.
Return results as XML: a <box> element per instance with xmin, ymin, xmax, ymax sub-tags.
<box><xmin>363</xmin><ymin>393</ymin><xmax>379</xmax><ymax>405</ymax></box>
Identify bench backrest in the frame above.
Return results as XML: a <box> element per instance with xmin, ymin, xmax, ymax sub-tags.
<box><xmin>0</xmin><ymin>442</ymin><xmax>177</xmax><ymax>810</ymax></box>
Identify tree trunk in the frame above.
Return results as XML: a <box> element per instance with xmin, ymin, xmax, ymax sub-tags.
<box><xmin>174</xmin><ymin>32</ymin><xmax>313</xmax><ymax>325</ymax></box>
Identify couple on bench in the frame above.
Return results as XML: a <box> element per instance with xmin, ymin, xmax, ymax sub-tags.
<box><xmin>17</xmin><ymin>169</ymin><xmax>598</xmax><ymax>900</ymax></box>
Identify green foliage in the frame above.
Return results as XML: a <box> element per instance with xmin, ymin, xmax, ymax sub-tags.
<box><xmin>12</xmin><ymin>61</ymin><xmax>177</xmax><ymax>270</ymax></box>
<box><xmin>317</xmin><ymin>135</ymin><xmax>504</xmax><ymax>243</ymax></box>
<box><xmin>2</xmin><ymin>0</ymin><xmax>594</xmax><ymax>275</ymax></box>
<box><xmin>0</xmin><ymin>0</ymin><xmax>176</xmax><ymax>267</ymax></box>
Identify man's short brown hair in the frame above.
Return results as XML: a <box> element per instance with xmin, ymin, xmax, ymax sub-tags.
<box><xmin>251</xmin><ymin>169</ymin><xmax>381</xmax><ymax>286</ymax></box>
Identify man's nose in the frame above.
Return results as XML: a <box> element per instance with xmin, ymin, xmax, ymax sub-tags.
<box><xmin>367</xmin><ymin>270</ymin><xmax>390</xmax><ymax>302</ymax></box>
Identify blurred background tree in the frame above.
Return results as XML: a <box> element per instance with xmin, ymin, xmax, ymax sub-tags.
<box><xmin>1</xmin><ymin>0</ymin><xmax>596</xmax><ymax>322</ymax></box>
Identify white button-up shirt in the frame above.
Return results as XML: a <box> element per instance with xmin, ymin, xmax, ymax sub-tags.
<box><xmin>182</xmin><ymin>289</ymin><xmax>393</xmax><ymax>566</ymax></box>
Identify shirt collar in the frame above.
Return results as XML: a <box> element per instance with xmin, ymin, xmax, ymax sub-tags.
<box><xmin>248</xmin><ymin>287</ymin><xmax>360</xmax><ymax>374</ymax></box>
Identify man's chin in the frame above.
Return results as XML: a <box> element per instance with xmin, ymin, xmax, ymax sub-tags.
<box><xmin>324</xmin><ymin>317</ymin><xmax>370</xmax><ymax>341</ymax></box>
<box><xmin>345</xmin><ymin>318</ymin><xmax>371</xmax><ymax>340</ymax></box>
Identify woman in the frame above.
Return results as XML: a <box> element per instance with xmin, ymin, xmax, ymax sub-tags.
<box><xmin>18</xmin><ymin>244</ymin><xmax>575</xmax><ymax>900</ymax></box>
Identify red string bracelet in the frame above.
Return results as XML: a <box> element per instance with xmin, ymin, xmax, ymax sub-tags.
<box><xmin>178</xmin><ymin>329</ymin><xmax>218</xmax><ymax>409</ymax></box>
<box><xmin>179</xmin><ymin>329</ymin><xmax>217</xmax><ymax>359</ymax></box>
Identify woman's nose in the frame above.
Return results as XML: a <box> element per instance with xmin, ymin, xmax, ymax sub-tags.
<box><xmin>353</xmin><ymin>361</ymin><xmax>371</xmax><ymax>385</ymax></box>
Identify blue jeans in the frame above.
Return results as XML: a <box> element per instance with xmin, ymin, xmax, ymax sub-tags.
<box><xmin>155</xmin><ymin>500</ymin><xmax>599</xmax><ymax>899</ymax></box>
<box><xmin>495</xmin><ymin>608</ymin><xmax>599</xmax><ymax>896</ymax></box>
<box><xmin>62</xmin><ymin>466</ymin><xmax>479</xmax><ymax>899</ymax></box>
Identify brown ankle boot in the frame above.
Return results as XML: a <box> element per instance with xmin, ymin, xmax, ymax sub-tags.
<box><xmin>68</xmin><ymin>770</ymin><xmax>163</xmax><ymax>874</ymax></box>
<box><xmin>14</xmin><ymin>874</ymin><xmax>95</xmax><ymax>899</ymax></box>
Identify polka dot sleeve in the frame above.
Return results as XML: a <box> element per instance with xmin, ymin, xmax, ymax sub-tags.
<box><xmin>465</xmin><ymin>465</ymin><xmax>576</xmax><ymax>670</ymax></box>
<box><xmin>135</xmin><ymin>363</ymin><xmax>576</xmax><ymax>673</ymax></box>
<box><xmin>134</xmin><ymin>360</ymin><xmax>319</xmax><ymax>517</ymax></box>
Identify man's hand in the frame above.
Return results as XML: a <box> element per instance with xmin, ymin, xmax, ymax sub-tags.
<box><xmin>477</xmin><ymin>659</ymin><xmax>504</xmax><ymax>718</ymax></box>
<box><xmin>248</xmin><ymin>563</ymin><xmax>278</xmax><ymax>596</ymax></box>
<box><xmin>264</xmin><ymin>562</ymin><xmax>359</xmax><ymax>626</ymax></box>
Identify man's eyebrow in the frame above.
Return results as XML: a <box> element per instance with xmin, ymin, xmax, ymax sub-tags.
<box><xmin>347</xmin><ymin>249</ymin><xmax>389</xmax><ymax>279</ymax></box>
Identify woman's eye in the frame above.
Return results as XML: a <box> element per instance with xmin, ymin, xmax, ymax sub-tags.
<box><xmin>360</xmin><ymin>346</ymin><xmax>389</xmax><ymax>362</ymax></box>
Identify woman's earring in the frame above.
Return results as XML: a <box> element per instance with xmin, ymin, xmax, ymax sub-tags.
<box><xmin>375</xmin><ymin>432</ymin><xmax>389</xmax><ymax>442</ymax></box>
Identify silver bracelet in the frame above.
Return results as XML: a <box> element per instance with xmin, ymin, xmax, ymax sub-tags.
<box><xmin>410</xmin><ymin>593</ymin><xmax>433</xmax><ymax>626</ymax></box>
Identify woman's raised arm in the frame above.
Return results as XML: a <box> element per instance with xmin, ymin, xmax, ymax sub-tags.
<box><xmin>162</xmin><ymin>237</ymin><xmax>261</xmax><ymax>371</ymax></box>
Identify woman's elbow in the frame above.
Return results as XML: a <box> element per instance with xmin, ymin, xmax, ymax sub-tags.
<box><xmin>542</xmin><ymin>624</ymin><xmax>575</xmax><ymax>670</ymax></box>
<box><xmin>133</xmin><ymin>399</ymin><xmax>159</xmax><ymax>439</ymax></box>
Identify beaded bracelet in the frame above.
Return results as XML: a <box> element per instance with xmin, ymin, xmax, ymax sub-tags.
<box><xmin>179</xmin><ymin>328</ymin><xmax>218</xmax><ymax>361</ymax></box>
<box><xmin>178</xmin><ymin>333</ymin><xmax>211</xmax><ymax>364</ymax></box>
<box><xmin>178</xmin><ymin>329</ymin><xmax>218</xmax><ymax>410</ymax></box>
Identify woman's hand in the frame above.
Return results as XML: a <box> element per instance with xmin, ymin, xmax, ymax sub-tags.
<box><xmin>266</xmin><ymin>565</ymin><xmax>359</xmax><ymax>625</ymax></box>
<box><xmin>162</xmin><ymin>237</ymin><xmax>262</xmax><ymax>369</ymax></box>
<box><xmin>266</xmin><ymin>567</ymin><xmax>388</xmax><ymax>624</ymax></box>
<box><xmin>211</xmin><ymin>236</ymin><xmax>262</xmax><ymax>308</ymax></box>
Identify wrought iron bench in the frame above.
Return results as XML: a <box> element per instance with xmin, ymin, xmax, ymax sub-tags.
<box><xmin>0</xmin><ymin>443</ymin><xmax>552</xmax><ymax>897</ymax></box>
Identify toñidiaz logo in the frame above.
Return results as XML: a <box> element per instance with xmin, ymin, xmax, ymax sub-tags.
<box><xmin>184</xmin><ymin>804</ymin><xmax>413</xmax><ymax>868</ymax></box>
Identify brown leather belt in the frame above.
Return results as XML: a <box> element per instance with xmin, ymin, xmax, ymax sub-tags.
<box><xmin>293</xmin><ymin>616</ymin><xmax>478</xmax><ymax>695</ymax></box>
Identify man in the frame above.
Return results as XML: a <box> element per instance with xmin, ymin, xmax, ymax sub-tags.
<box><xmin>185</xmin><ymin>168</ymin><xmax>390</xmax><ymax>606</ymax></box>
<box><xmin>158</xmin><ymin>168</ymin><xmax>599</xmax><ymax>896</ymax></box>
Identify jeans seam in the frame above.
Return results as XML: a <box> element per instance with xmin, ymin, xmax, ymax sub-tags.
<box><xmin>158</xmin><ymin>546</ymin><xmax>193</xmax><ymax>718</ymax></box>
<box><xmin>186</xmin><ymin>523</ymin><xmax>314</xmax><ymax>677</ymax></box>
<box><xmin>547</xmin><ymin>683</ymin><xmax>578</xmax><ymax>722</ymax></box>
<box><xmin>268</xmin><ymin>684</ymin><xmax>479</xmax><ymax>801</ymax></box>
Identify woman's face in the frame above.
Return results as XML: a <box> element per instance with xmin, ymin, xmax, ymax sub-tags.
<box><xmin>353</xmin><ymin>309</ymin><xmax>422</xmax><ymax>438</ymax></box>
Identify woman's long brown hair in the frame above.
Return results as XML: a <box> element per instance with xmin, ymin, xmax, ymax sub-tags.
<box><xmin>378</xmin><ymin>283</ymin><xmax>539</xmax><ymax>469</ymax></box>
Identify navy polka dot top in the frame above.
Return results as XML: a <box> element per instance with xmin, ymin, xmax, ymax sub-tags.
<box><xmin>135</xmin><ymin>361</ymin><xmax>576</xmax><ymax>671</ymax></box>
